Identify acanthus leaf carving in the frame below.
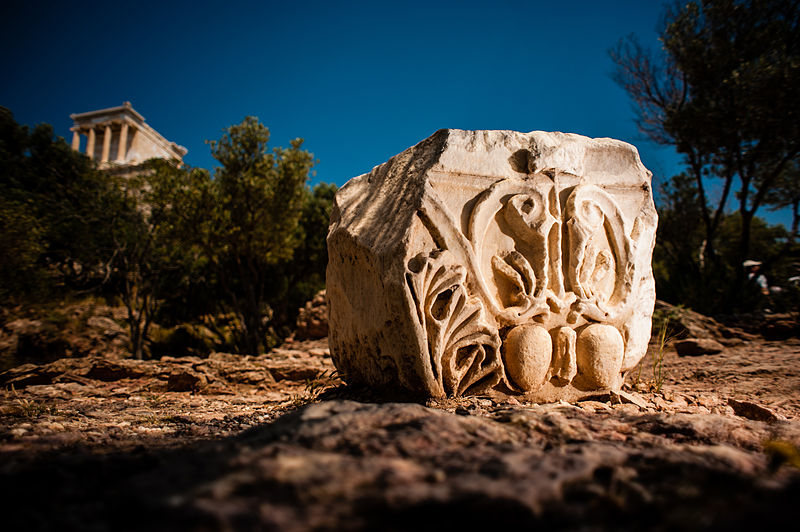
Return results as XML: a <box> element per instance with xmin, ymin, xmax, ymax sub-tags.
<box><xmin>406</xmin><ymin>250</ymin><xmax>502</xmax><ymax>397</ymax></box>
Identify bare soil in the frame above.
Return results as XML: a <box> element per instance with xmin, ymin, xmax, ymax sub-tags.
<box><xmin>1</xmin><ymin>328</ymin><xmax>799</xmax><ymax>530</ymax></box>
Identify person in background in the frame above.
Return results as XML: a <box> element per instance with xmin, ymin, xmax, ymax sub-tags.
<box><xmin>744</xmin><ymin>260</ymin><xmax>769</xmax><ymax>295</ymax></box>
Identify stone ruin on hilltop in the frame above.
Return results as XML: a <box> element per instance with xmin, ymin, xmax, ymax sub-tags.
<box><xmin>69</xmin><ymin>101</ymin><xmax>187</xmax><ymax>177</ymax></box>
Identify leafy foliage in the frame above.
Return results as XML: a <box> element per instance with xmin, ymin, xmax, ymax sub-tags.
<box><xmin>0</xmin><ymin>195</ymin><xmax>45</xmax><ymax>299</ymax></box>
<box><xmin>765</xmin><ymin>160</ymin><xmax>800</xmax><ymax>238</ymax></box>
<box><xmin>654</xmin><ymin>172</ymin><xmax>799</xmax><ymax>313</ymax></box>
<box><xmin>266</xmin><ymin>182</ymin><xmax>338</xmax><ymax>339</ymax></box>
<box><xmin>0</xmin><ymin>106</ymin><xmax>120</xmax><ymax>298</ymax></box>
<box><xmin>193</xmin><ymin>117</ymin><xmax>316</xmax><ymax>354</ymax></box>
<box><xmin>109</xmin><ymin>160</ymin><xmax>210</xmax><ymax>359</ymax></box>
<box><xmin>611</xmin><ymin>0</ymin><xmax>800</xmax><ymax>299</ymax></box>
<box><xmin>1</xmin><ymin>110</ymin><xmax>336</xmax><ymax>358</ymax></box>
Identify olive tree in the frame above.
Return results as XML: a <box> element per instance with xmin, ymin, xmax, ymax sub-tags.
<box><xmin>196</xmin><ymin>117</ymin><xmax>314</xmax><ymax>354</ymax></box>
<box><xmin>611</xmin><ymin>0</ymin><xmax>800</xmax><ymax>278</ymax></box>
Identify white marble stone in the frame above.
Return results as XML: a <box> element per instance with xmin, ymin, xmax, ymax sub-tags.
<box><xmin>70</xmin><ymin>102</ymin><xmax>186</xmax><ymax>174</ymax></box>
<box><xmin>327</xmin><ymin>129</ymin><xmax>657</xmax><ymax>400</ymax></box>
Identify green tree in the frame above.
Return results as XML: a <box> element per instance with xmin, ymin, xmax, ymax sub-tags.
<box><xmin>110</xmin><ymin>159</ymin><xmax>207</xmax><ymax>359</ymax></box>
<box><xmin>653</xmin><ymin>170</ymin><xmax>797</xmax><ymax>313</ymax></box>
<box><xmin>765</xmin><ymin>159</ymin><xmax>800</xmax><ymax>242</ymax></box>
<box><xmin>652</xmin><ymin>173</ymin><xmax>711</xmax><ymax>308</ymax></box>
<box><xmin>265</xmin><ymin>182</ymin><xmax>338</xmax><ymax>338</ymax></box>
<box><xmin>0</xmin><ymin>195</ymin><xmax>45</xmax><ymax>299</ymax></box>
<box><xmin>291</xmin><ymin>182</ymin><xmax>338</xmax><ymax>300</ymax></box>
<box><xmin>0</xmin><ymin>106</ymin><xmax>119</xmax><ymax>298</ymax></box>
<box><xmin>611</xmin><ymin>0</ymin><xmax>800</xmax><ymax>283</ymax></box>
<box><xmin>196</xmin><ymin>117</ymin><xmax>314</xmax><ymax>354</ymax></box>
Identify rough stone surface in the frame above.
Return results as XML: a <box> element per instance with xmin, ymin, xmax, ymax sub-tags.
<box><xmin>1</xmin><ymin>333</ymin><xmax>799</xmax><ymax>530</ymax></box>
<box><xmin>293</xmin><ymin>289</ymin><xmax>329</xmax><ymax>340</ymax></box>
<box><xmin>721</xmin><ymin>311</ymin><xmax>800</xmax><ymax>340</ymax></box>
<box><xmin>328</xmin><ymin>129</ymin><xmax>658</xmax><ymax>400</ymax></box>
<box><xmin>653</xmin><ymin>300</ymin><xmax>755</xmax><ymax>345</ymax></box>
<box><xmin>0</xmin><ymin>344</ymin><xmax>332</xmax><ymax>394</ymax></box>
<box><xmin>0</xmin><ymin>304</ymin><xmax>130</xmax><ymax>371</ymax></box>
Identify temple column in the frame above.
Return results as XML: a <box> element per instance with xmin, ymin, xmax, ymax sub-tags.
<box><xmin>86</xmin><ymin>128</ymin><xmax>96</xmax><ymax>159</ymax></box>
<box><xmin>101</xmin><ymin>125</ymin><xmax>112</xmax><ymax>163</ymax></box>
<box><xmin>71</xmin><ymin>130</ymin><xmax>80</xmax><ymax>151</ymax></box>
<box><xmin>117</xmin><ymin>122</ymin><xmax>129</xmax><ymax>163</ymax></box>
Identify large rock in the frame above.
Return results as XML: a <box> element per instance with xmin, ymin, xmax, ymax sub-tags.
<box><xmin>327</xmin><ymin>129</ymin><xmax>658</xmax><ymax>400</ymax></box>
<box><xmin>652</xmin><ymin>300</ymin><xmax>754</xmax><ymax>344</ymax></box>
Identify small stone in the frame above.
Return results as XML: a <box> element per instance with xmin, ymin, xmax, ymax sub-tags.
<box><xmin>167</xmin><ymin>369</ymin><xmax>205</xmax><ymax>392</ymax></box>
<box><xmin>579</xmin><ymin>400</ymin><xmax>611</xmax><ymax>412</ymax></box>
<box><xmin>611</xmin><ymin>390</ymin><xmax>648</xmax><ymax>409</ymax></box>
<box><xmin>675</xmin><ymin>338</ymin><xmax>724</xmax><ymax>356</ymax></box>
<box><xmin>612</xmin><ymin>403</ymin><xmax>642</xmax><ymax>415</ymax></box>
<box><xmin>696</xmin><ymin>395</ymin><xmax>717</xmax><ymax>408</ymax></box>
<box><xmin>84</xmin><ymin>360</ymin><xmax>145</xmax><ymax>382</ymax></box>
<box><xmin>670</xmin><ymin>395</ymin><xmax>689</xmax><ymax>409</ymax></box>
<box><xmin>728</xmin><ymin>398</ymin><xmax>782</xmax><ymax>422</ymax></box>
<box><xmin>652</xmin><ymin>396</ymin><xmax>670</xmax><ymax>411</ymax></box>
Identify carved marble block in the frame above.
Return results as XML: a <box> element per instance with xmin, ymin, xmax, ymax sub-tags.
<box><xmin>327</xmin><ymin>130</ymin><xmax>657</xmax><ymax>401</ymax></box>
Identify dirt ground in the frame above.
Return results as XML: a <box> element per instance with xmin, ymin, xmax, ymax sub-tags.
<box><xmin>1</xmin><ymin>330</ymin><xmax>799</xmax><ymax>530</ymax></box>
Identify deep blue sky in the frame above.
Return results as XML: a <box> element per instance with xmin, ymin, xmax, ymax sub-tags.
<box><xmin>5</xmin><ymin>0</ymin><xmax>769</xmax><ymax>223</ymax></box>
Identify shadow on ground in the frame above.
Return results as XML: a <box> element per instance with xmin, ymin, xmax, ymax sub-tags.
<box><xmin>4</xmin><ymin>395</ymin><xmax>800</xmax><ymax>531</ymax></box>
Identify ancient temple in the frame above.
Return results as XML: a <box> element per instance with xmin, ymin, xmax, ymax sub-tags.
<box><xmin>69</xmin><ymin>102</ymin><xmax>187</xmax><ymax>173</ymax></box>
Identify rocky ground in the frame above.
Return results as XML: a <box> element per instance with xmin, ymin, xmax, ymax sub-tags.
<box><xmin>1</xmin><ymin>305</ymin><xmax>799</xmax><ymax>530</ymax></box>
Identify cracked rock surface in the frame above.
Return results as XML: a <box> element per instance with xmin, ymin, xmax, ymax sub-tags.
<box><xmin>1</xmin><ymin>335</ymin><xmax>799</xmax><ymax>530</ymax></box>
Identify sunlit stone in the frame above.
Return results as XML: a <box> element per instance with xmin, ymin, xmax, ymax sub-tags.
<box><xmin>327</xmin><ymin>129</ymin><xmax>657</xmax><ymax>400</ymax></box>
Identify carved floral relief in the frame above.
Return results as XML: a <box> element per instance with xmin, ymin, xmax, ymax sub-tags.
<box><xmin>327</xmin><ymin>130</ymin><xmax>657</xmax><ymax>400</ymax></box>
<box><xmin>405</xmin><ymin>177</ymin><xmax>649</xmax><ymax>397</ymax></box>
